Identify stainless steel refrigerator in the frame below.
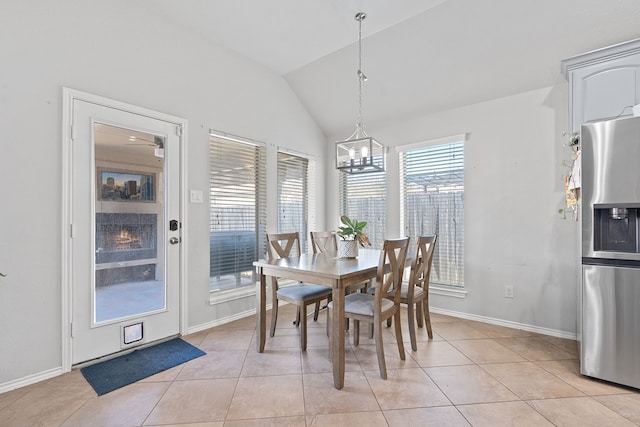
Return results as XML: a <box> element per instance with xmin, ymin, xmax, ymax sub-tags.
<box><xmin>581</xmin><ymin>115</ymin><xmax>640</xmax><ymax>389</ymax></box>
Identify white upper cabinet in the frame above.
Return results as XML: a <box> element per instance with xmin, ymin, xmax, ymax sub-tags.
<box><xmin>562</xmin><ymin>39</ymin><xmax>640</xmax><ymax>133</ymax></box>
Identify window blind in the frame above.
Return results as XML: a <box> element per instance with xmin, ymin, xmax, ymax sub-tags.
<box><xmin>209</xmin><ymin>136</ymin><xmax>266</xmax><ymax>291</ymax></box>
<box><xmin>277</xmin><ymin>151</ymin><xmax>313</xmax><ymax>252</ymax></box>
<box><xmin>339</xmin><ymin>170</ymin><xmax>386</xmax><ymax>249</ymax></box>
<box><xmin>400</xmin><ymin>141</ymin><xmax>464</xmax><ymax>287</ymax></box>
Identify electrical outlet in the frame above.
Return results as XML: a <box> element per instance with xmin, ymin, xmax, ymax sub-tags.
<box><xmin>504</xmin><ymin>285</ymin><xmax>514</xmax><ymax>298</ymax></box>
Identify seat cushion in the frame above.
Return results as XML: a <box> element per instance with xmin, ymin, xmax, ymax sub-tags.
<box><xmin>276</xmin><ymin>283</ymin><xmax>331</xmax><ymax>302</ymax></box>
<box><xmin>400</xmin><ymin>284</ymin><xmax>425</xmax><ymax>299</ymax></box>
<box><xmin>329</xmin><ymin>293</ymin><xmax>394</xmax><ymax>317</ymax></box>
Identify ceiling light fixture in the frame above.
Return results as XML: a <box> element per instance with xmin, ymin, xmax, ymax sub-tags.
<box><xmin>335</xmin><ymin>12</ymin><xmax>384</xmax><ymax>174</ymax></box>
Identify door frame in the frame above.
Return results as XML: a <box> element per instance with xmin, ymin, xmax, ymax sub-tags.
<box><xmin>61</xmin><ymin>87</ymin><xmax>188</xmax><ymax>372</ymax></box>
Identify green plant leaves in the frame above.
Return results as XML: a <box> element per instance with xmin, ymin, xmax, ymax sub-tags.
<box><xmin>337</xmin><ymin>215</ymin><xmax>371</xmax><ymax>247</ymax></box>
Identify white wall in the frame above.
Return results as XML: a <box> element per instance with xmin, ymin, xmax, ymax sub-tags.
<box><xmin>327</xmin><ymin>82</ymin><xmax>579</xmax><ymax>337</ymax></box>
<box><xmin>0</xmin><ymin>1</ymin><xmax>325</xmax><ymax>386</ymax></box>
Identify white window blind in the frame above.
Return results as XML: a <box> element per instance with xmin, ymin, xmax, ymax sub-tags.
<box><xmin>209</xmin><ymin>135</ymin><xmax>267</xmax><ymax>292</ymax></box>
<box><xmin>339</xmin><ymin>171</ymin><xmax>386</xmax><ymax>249</ymax></box>
<box><xmin>400</xmin><ymin>140</ymin><xmax>464</xmax><ymax>287</ymax></box>
<box><xmin>277</xmin><ymin>151</ymin><xmax>314</xmax><ymax>251</ymax></box>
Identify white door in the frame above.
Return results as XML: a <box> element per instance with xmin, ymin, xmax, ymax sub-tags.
<box><xmin>70</xmin><ymin>97</ymin><xmax>181</xmax><ymax>365</ymax></box>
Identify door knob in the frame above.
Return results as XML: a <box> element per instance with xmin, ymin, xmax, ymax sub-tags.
<box><xmin>169</xmin><ymin>237</ymin><xmax>181</xmax><ymax>245</ymax></box>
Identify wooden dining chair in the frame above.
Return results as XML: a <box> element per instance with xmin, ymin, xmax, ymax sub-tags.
<box><xmin>311</xmin><ymin>230</ymin><xmax>368</xmax><ymax>333</ymax></box>
<box><xmin>266</xmin><ymin>232</ymin><xmax>333</xmax><ymax>351</ymax></box>
<box><xmin>310</xmin><ymin>230</ymin><xmax>367</xmax><ymax>292</ymax></box>
<box><xmin>329</xmin><ymin>237</ymin><xmax>410</xmax><ymax>379</ymax></box>
<box><xmin>310</xmin><ymin>230</ymin><xmax>338</xmax><ymax>254</ymax></box>
<box><xmin>388</xmin><ymin>235</ymin><xmax>437</xmax><ymax>351</ymax></box>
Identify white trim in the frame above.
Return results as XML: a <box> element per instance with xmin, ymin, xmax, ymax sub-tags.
<box><xmin>61</xmin><ymin>87</ymin><xmax>188</xmax><ymax>373</ymax></box>
<box><xmin>0</xmin><ymin>367</ymin><xmax>63</xmax><ymax>394</ymax></box>
<box><xmin>61</xmin><ymin>88</ymin><xmax>73</xmax><ymax>373</ymax></box>
<box><xmin>277</xmin><ymin>145</ymin><xmax>317</xmax><ymax>161</ymax></box>
<box><xmin>430</xmin><ymin>307</ymin><xmax>577</xmax><ymax>340</ymax></box>
<box><xmin>395</xmin><ymin>133</ymin><xmax>468</xmax><ymax>153</ymax></box>
<box><xmin>209</xmin><ymin>284</ymin><xmax>256</xmax><ymax>305</ymax></box>
<box><xmin>429</xmin><ymin>285</ymin><xmax>467</xmax><ymax>299</ymax></box>
<box><xmin>179</xmin><ymin>121</ymin><xmax>189</xmax><ymax>341</ymax></box>
<box><xmin>209</xmin><ymin>129</ymin><xmax>265</xmax><ymax>147</ymax></box>
<box><xmin>191</xmin><ymin>300</ymin><xmax>292</xmax><ymax>334</ymax></box>
<box><xmin>208</xmin><ymin>280</ymin><xmax>303</xmax><ymax>305</ymax></box>
<box><xmin>187</xmin><ymin>309</ymin><xmax>257</xmax><ymax>334</ymax></box>
<box><xmin>561</xmin><ymin>38</ymin><xmax>640</xmax><ymax>79</ymax></box>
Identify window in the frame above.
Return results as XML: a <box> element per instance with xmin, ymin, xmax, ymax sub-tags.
<box><xmin>339</xmin><ymin>170</ymin><xmax>386</xmax><ymax>248</ymax></box>
<box><xmin>209</xmin><ymin>135</ymin><xmax>266</xmax><ymax>292</ymax></box>
<box><xmin>400</xmin><ymin>137</ymin><xmax>464</xmax><ymax>287</ymax></box>
<box><xmin>277</xmin><ymin>151</ymin><xmax>315</xmax><ymax>251</ymax></box>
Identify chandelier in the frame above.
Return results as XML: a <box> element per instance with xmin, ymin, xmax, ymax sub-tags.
<box><xmin>335</xmin><ymin>12</ymin><xmax>385</xmax><ymax>174</ymax></box>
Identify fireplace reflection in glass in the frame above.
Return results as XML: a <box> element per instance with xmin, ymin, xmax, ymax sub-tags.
<box><xmin>96</xmin><ymin>213</ymin><xmax>157</xmax><ymax>286</ymax></box>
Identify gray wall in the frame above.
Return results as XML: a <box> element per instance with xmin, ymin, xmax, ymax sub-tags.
<box><xmin>0</xmin><ymin>1</ymin><xmax>326</xmax><ymax>386</ymax></box>
<box><xmin>327</xmin><ymin>84</ymin><xmax>579</xmax><ymax>336</ymax></box>
<box><xmin>0</xmin><ymin>0</ymin><xmax>584</xmax><ymax>389</ymax></box>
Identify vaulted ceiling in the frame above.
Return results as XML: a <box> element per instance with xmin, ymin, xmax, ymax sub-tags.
<box><xmin>147</xmin><ymin>0</ymin><xmax>640</xmax><ymax>138</ymax></box>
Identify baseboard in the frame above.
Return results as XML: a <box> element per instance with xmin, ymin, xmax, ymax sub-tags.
<box><xmin>430</xmin><ymin>307</ymin><xmax>577</xmax><ymax>340</ymax></box>
<box><xmin>187</xmin><ymin>300</ymin><xmax>293</xmax><ymax>335</ymax></box>
<box><xmin>186</xmin><ymin>308</ymin><xmax>255</xmax><ymax>335</ymax></box>
<box><xmin>0</xmin><ymin>367</ymin><xmax>63</xmax><ymax>394</ymax></box>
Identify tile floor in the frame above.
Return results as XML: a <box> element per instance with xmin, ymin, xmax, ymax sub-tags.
<box><xmin>2</xmin><ymin>305</ymin><xmax>640</xmax><ymax>426</ymax></box>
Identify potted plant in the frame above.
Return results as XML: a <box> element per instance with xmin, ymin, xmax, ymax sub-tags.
<box><xmin>337</xmin><ymin>215</ymin><xmax>371</xmax><ymax>258</ymax></box>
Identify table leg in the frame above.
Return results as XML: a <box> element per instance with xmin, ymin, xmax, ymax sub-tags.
<box><xmin>331</xmin><ymin>284</ymin><xmax>345</xmax><ymax>389</ymax></box>
<box><xmin>256</xmin><ymin>270</ymin><xmax>266</xmax><ymax>353</ymax></box>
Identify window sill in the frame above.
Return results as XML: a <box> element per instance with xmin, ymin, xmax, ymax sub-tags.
<box><xmin>209</xmin><ymin>283</ymin><xmax>256</xmax><ymax>305</ymax></box>
<box><xmin>429</xmin><ymin>285</ymin><xmax>467</xmax><ymax>299</ymax></box>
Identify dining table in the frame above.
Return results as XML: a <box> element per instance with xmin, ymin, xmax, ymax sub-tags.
<box><xmin>254</xmin><ymin>248</ymin><xmax>384</xmax><ymax>390</ymax></box>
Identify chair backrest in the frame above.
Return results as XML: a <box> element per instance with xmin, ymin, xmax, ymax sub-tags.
<box><xmin>266</xmin><ymin>232</ymin><xmax>302</xmax><ymax>260</ymax></box>
<box><xmin>310</xmin><ymin>231</ymin><xmax>338</xmax><ymax>254</ymax></box>
<box><xmin>374</xmin><ymin>237</ymin><xmax>410</xmax><ymax>307</ymax></box>
<box><xmin>408</xmin><ymin>235</ymin><xmax>437</xmax><ymax>296</ymax></box>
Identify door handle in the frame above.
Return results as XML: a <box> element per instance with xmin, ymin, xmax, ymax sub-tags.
<box><xmin>0</xmin><ymin>272</ymin><xmax>6</xmax><ymax>277</ymax></box>
<box><xmin>169</xmin><ymin>237</ymin><xmax>181</xmax><ymax>245</ymax></box>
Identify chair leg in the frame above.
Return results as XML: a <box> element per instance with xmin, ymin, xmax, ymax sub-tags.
<box><xmin>408</xmin><ymin>302</ymin><xmax>418</xmax><ymax>351</ymax></box>
<box><xmin>326</xmin><ymin>304</ymin><xmax>330</xmax><ymax>336</ymax></box>
<box><xmin>293</xmin><ymin>306</ymin><xmax>303</xmax><ymax>327</ymax></box>
<box><xmin>374</xmin><ymin>321</ymin><xmax>387</xmax><ymax>379</ymax></box>
<box><xmin>393</xmin><ymin>310</ymin><xmax>406</xmax><ymax>361</ymax></box>
<box><xmin>300</xmin><ymin>304</ymin><xmax>308</xmax><ymax>351</ymax></box>
<box><xmin>270</xmin><ymin>299</ymin><xmax>279</xmax><ymax>337</ymax></box>
<box><xmin>353</xmin><ymin>319</ymin><xmax>360</xmax><ymax>346</ymax></box>
<box><xmin>415</xmin><ymin>301</ymin><xmax>424</xmax><ymax>328</ymax></box>
<box><xmin>424</xmin><ymin>301</ymin><xmax>433</xmax><ymax>339</ymax></box>
<box><xmin>313</xmin><ymin>301</ymin><xmax>320</xmax><ymax>321</ymax></box>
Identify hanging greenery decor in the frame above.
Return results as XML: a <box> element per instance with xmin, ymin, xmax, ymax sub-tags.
<box><xmin>559</xmin><ymin>131</ymin><xmax>580</xmax><ymax>220</ymax></box>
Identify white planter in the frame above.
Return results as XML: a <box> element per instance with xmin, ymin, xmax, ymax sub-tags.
<box><xmin>338</xmin><ymin>240</ymin><xmax>359</xmax><ymax>258</ymax></box>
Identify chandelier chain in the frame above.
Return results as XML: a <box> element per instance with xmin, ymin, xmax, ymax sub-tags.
<box><xmin>358</xmin><ymin>14</ymin><xmax>363</xmax><ymax>127</ymax></box>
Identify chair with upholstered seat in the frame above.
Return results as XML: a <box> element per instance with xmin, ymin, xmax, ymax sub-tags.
<box><xmin>310</xmin><ymin>230</ymin><xmax>338</xmax><ymax>254</ymax></box>
<box><xmin>266</xmin><ymin>232</ymin><xmax>333</xmax><ymax>351</ymax></box>
<box><xmin>329</xmin><ymin>237</ymin><xmax>410</xmax><ymax>379</ymax></box>
<box><xmin>310</xmin><ymin>231</ymin><xmax>368</xmax><ymax>293</ymax></box>
<box><xmin>311</xmin><ymin>230</ymin><xmax>368</xmax><ymax>332</ymax></box>
<box><xmin>390</xmin><ymin>235</ymin><xmax>437</xmax><ymax>351</ymax></box>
